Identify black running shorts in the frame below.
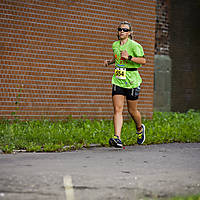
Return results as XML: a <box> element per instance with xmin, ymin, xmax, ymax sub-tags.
<box><xmin>112</xmin><ymin>84</ymin><xmax>141</xmax><ymax>100</ymax></box>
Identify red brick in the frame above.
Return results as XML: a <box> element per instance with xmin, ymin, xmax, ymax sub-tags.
<box><xmin>0</xmin><ymin>0</ymin><xmax>156</xmax><ymax>120</ymax></box>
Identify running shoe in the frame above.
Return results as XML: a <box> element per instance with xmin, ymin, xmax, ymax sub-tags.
<box><xmin>109</xmin><ymin>135</ymin><xmax>123</xmax><ymax>148</ymax></box>
<box><xmin>136</xmin><ymin>124</ymin><xmax>145</xmax><ymax>144</ymax></box>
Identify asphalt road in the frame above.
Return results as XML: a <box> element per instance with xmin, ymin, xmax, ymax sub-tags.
<box><xmin>0</xmin><ymin>143</ymin><xmax>200</xmax><ymax>200</ymax></box>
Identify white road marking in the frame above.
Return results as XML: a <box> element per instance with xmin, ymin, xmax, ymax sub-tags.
<box><xmin>0</xmin><ymin>193</ymin><xmax>5</xmax><ymax>197</ymax></box>
<box><xmin>63</xmin><ymin>175</ymin><xmax>75</xmax><ymax>200</ymax></box>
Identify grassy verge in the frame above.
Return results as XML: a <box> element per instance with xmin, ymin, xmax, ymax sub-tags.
<box><xmin>147</xmin><ymin>193</ymin><xmax>200</xmax><ymax>200</ymax></box>
<box><xmin>0</xmin><ymin>110</ymin><xmax>199</xmax><ymax>153</ymax></box>
<box><xmin>144</xmin><ymin>193</ymin><xmax>200</xmax><ymax>200</ymax></box>
<box><xmin>167</xmin><ymin>193</ymin><xmax>200</xmax><ymax>200</ymax></box>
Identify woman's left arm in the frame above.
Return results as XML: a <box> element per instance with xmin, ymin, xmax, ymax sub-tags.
<box><xmin>130</xmin><ymin>56</ymin><xmax>146</xmax><ymax>65</ymax></box>
<box><xmin>121</xmin><ymin>50</ymin><xmax>146</xmax><ymax>65</ymax></box>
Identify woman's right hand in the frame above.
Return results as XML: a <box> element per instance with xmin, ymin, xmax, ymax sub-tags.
<box><xmin>104</xmin><ymin>60</ymin><xmax>110</xmax><ymax>67</ymax></box>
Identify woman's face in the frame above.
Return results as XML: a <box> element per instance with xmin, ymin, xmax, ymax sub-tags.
<box><xmin>118</xmin><ymin>24</ymin><xmax>130</xmax><ymax>40</ymax></box>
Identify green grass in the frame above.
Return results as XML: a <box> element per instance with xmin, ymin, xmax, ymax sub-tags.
<box><xmin>143</xmin><ymin>193</ymin><xmax>200</xmax><ymax>200</ymax></box>
<box><xmin>167</xmin><ymin>193</ymin><xmax>200</xmax><ymax>200</ymax></box>
<box><xmin>145</xmin><ymin>193</ymin><xmax>200</xmax><ymax>200</ymax></box>
<box><xmin>0</xmin><ymin>110</ymin><xmax>199</xmax><ymax>153</ymax></box>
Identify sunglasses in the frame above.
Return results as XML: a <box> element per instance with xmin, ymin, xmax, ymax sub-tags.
<box><xmin>118</xmin><ymin>28</ymin><xmax>130</xmax><ymax>32</ymax></box>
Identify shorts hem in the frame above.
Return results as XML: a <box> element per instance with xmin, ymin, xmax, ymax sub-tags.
<box><xmin>112</xmin><ymin>84</ymin><xmax>140</xmax><ymax>101</ymax></box>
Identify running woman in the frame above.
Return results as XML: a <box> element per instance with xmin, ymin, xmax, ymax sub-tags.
<box><xmin>104</xmin><ymin>21</ymin><xmax>146</xmax><ymax>148</ymax></box>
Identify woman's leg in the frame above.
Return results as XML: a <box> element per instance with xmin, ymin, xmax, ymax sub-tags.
<box><xmin>127</xmin><ymin>100</ymin><xmax>142</xmax><ymax>130</ymax></box>
<box><xmin>127</xmin><ymin>99</ymin><xmax>145</xmax><ymax>144</ymax></box>
<box><xmin>112</xmin><ymin>95</ymin><xmax>125</xmax><ymax>139</ymax></box>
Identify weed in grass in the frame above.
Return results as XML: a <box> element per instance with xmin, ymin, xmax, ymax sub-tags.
<box><xmin>11</xmin><ymin>85</ymin><xmax>24</xmax><ymax>120</ymax></box>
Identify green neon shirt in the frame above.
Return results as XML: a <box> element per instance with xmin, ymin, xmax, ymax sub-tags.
<box><xmin>112</xmin><ymin>38</ymin><xmax>144</xmax><ymax>88</ymax></box>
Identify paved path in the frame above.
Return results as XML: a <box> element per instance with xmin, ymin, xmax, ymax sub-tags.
<box><xmin>0</xmin><ymin>143</ymin><xmax>200</xmax><ymax>200</ymax></box>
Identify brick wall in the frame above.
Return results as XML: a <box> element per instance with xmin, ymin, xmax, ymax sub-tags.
<box><xmin>0</xmin><ymin>0</ymin><xmax>156</xmax><ymax>120</ymax></box>
<box><xmin>155</xmin><ymin>0</ymin><xmax>169</xmax><ymax>55</ymax></box>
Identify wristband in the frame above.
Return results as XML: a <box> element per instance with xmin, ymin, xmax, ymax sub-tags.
<box><xmin>128</xmin><ymin>55</ymin><xmax>132</xmax><ymax>61</ymax></box>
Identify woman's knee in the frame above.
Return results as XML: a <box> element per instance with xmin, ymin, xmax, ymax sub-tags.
<box><xmin>114</xmin><ymin>105</ymin><xmax>123</xmax><ymax>114</ymax></box>
<box><xmin>128</xmin><ymin>108</ymin><xmax>138</xmax><ymax>116</ymax></box>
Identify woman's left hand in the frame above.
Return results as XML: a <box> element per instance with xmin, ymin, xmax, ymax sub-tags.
<box><xmin>121</xmin><ymin>50</ymin><xmax>129</xmax><ymax>60</ymax></box>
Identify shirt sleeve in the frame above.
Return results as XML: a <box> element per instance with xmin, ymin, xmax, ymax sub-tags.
<box><xmin>133</xmin><ymin>43</ymin><xmax>144</xmax><ymax>57</ymax></box>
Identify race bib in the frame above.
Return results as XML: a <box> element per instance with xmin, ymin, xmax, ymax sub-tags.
<box><xmin>115</xmin><ymin>68</ymin><xmax>126</xmax><ymax>79</ymax></box>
